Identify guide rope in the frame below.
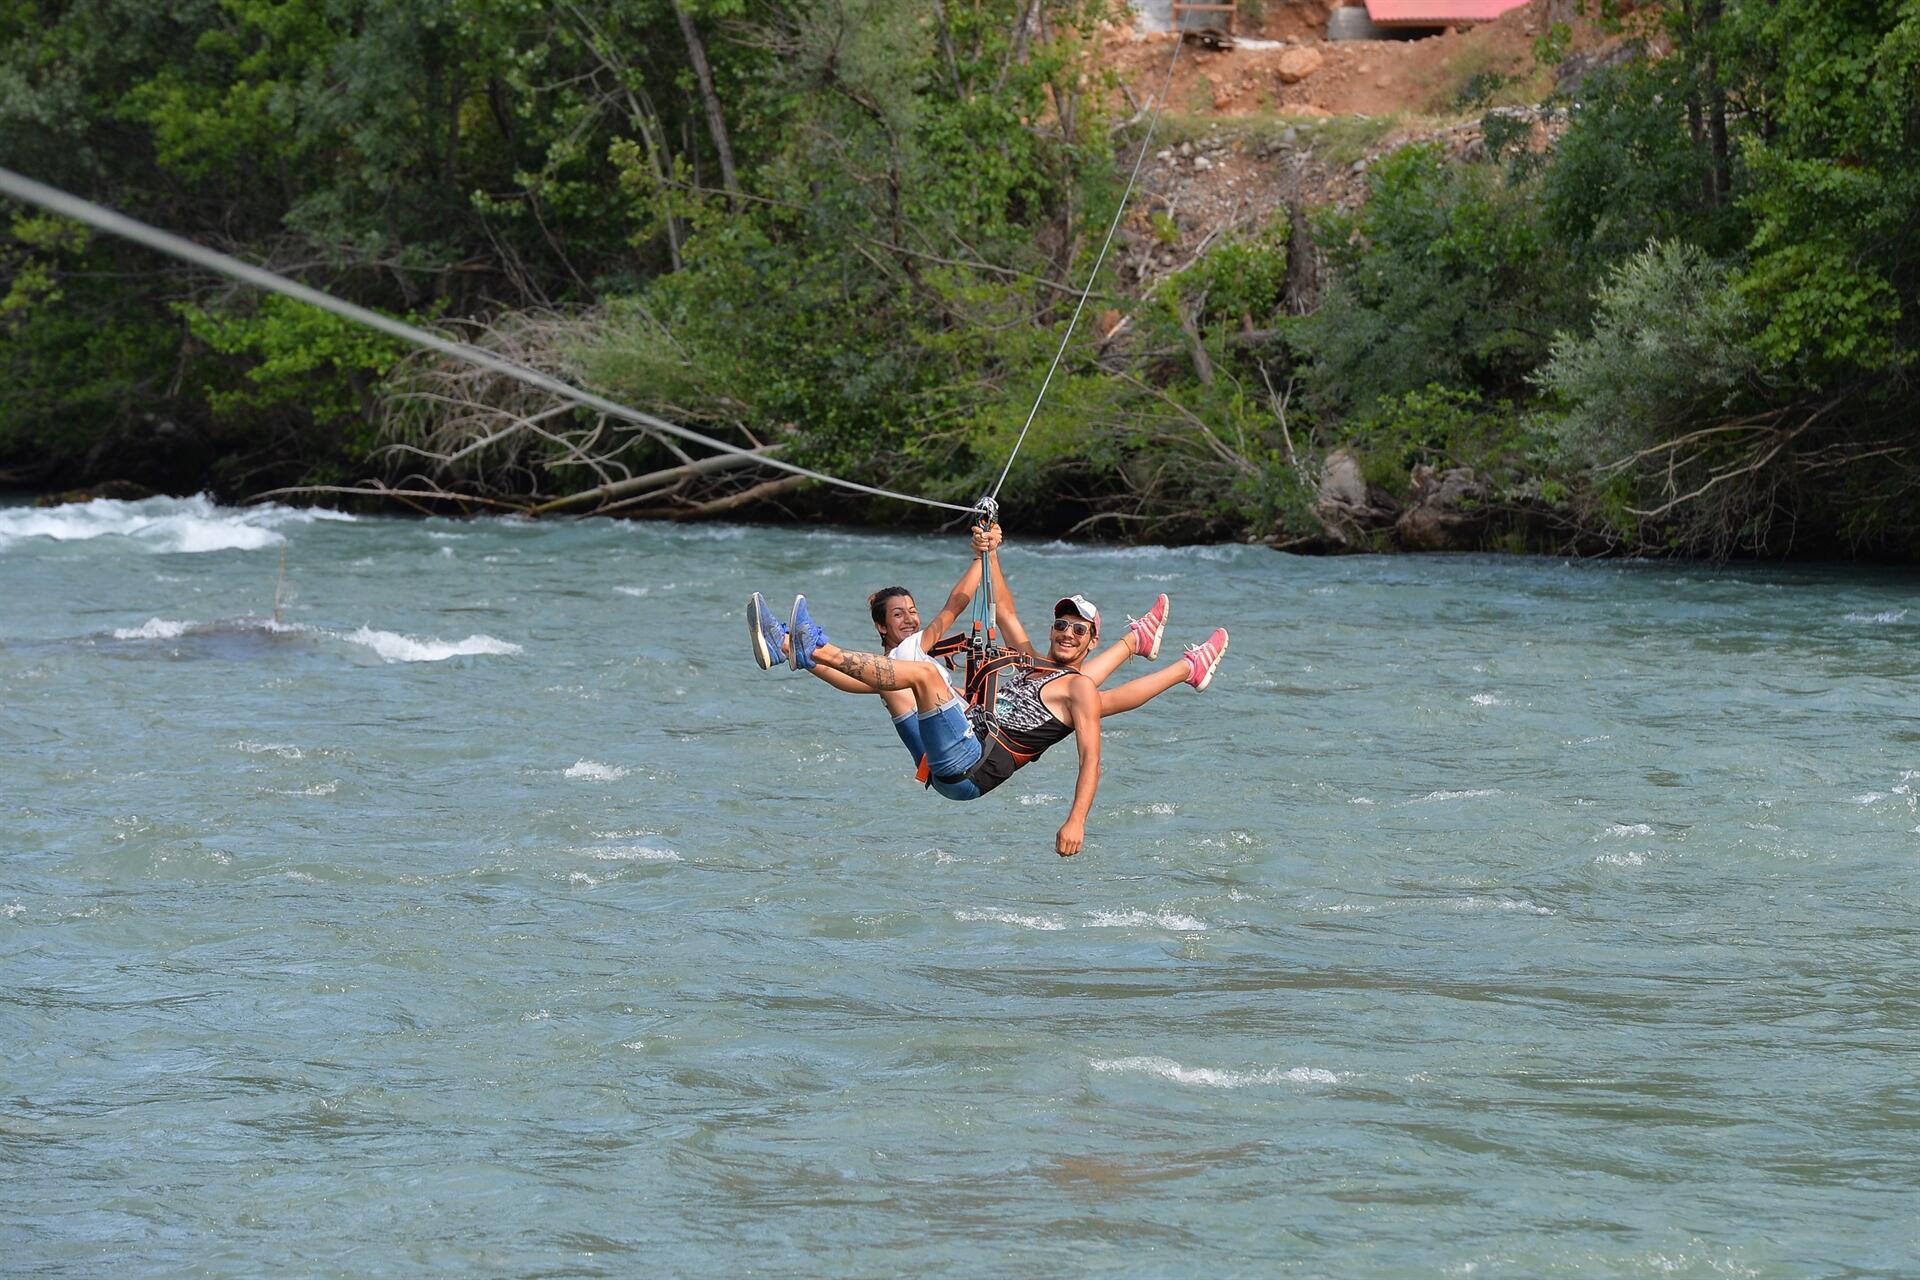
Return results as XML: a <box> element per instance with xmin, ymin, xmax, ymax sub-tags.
<box><xmin>987</xmin><ymin>28</ymin><xmax>1186</xmax><ymax>505</ymax></box>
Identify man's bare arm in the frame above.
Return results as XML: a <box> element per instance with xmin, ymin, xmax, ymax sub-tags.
<box><xmin>919</xmin><ymin>523</ymin><xmax>997</xmax><ymax>646</ymax></box>
<box><xmin>1055</xmin><ymin>675</ymin><xmax>1101</xmax><ymax>856</ymax></box>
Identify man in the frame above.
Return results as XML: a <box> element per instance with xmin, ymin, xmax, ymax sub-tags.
<box><xmin>751</xmin><ymin>530</ymin><xmax>1229</xmax><ymax>855</ymax></box>
<box><xmin>749</xmin><ymin>525</ymin><xmax>1172</xmax><ymax>767</ymax></box>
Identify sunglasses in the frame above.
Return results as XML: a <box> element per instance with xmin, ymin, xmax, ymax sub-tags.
<box><xmin>1051</xmin><ymin>618</ymin><xmax>1091</xmax><ymax>638</ymax></box>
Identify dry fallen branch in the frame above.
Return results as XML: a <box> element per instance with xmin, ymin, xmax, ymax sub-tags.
<box><xmin>531</xmin><ymin>446</ymin><xmax>782</xmax><ymax>515</ymax></box>
<box><xmin>366</xmin><ymin>306</ymin><xmax>794</xmax><ymax>519</ymax></box>
<box><xmin>249</xmin><ymin>483</ymin><xmax>532</xmax><ymax>514</ymax></box>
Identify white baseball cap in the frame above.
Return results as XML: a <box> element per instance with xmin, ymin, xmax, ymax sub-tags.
<box><xmin>1053</xmin><ymin>594</ymin><xmax>1099</xmax><ymax>634</ymax></box>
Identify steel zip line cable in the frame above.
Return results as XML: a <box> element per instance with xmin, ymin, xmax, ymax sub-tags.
<box><xmin>0</xmin><ymin>164</ymin><xmax>977</xmax><ymax>515</ymax></box>
<box><xmin>987</xmin><ymin>28</ymin><xmax>1186</xmax><ymax>504</ymax></box>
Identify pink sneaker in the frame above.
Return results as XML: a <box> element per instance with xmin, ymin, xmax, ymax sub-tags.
<box><xmin>1127</xmin><ymin>593</ymin><xmax>1169</xmax><ymax>661</ymax></box>
<box><xmin>1183</xmin><ymin>628</ymin><xmax>1228</xmax><ymax>691</ymax></box>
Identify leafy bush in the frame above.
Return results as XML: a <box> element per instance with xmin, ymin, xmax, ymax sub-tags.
<box><xmin>1542</xmin><ymin>62</ymin><xmax>1742</xmax><ymax>272</ymax></box>
<box><xmin>181</xmin><ymin>297</ymin><xmax>407</xmax><ymax>435</ymax></box>
<box><xmin>1299</xmin><ymin>144</ymin><xmax>1579</xmax><ymax>416</ymax></box>
<box><xmin>1170</xmin><ymin>212</ymin><xmax>1290</xmax><ymax>329</ymax></box>
<box><xmin>1342</xmin><ymin>384</ymin><xmax>1539</xmax><ymax>500</ymax></box>
<box><xmin>1538</xmin><ymin>240</ymin><xmax>1757</xmax><ymax>462</ymax></box>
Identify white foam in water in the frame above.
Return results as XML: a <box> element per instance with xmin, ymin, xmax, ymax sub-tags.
<box><xmin>112</xmin><ymin>617</ymin><xmax>192</xmax><ymax>640</ymax></box>
<box><xmin>1453</xmin><ymin>896</ymin><xmax>1555</xmax><ymax>916</ymax></box>
<box><xmin>955</xmin><ymin>907</ymin><xmax>1067</xmax><ymax>931</ymax></box>
<box><xmin>565</xmin><ymin>760</ymin><xmax>629</xmax><ymax>781</ymax></box>
<box><xmin>1844</xmin><ymin>609</ymin><xmax>1907</xmax><ymax>624</ymax></box>
<box><xmin>1029</xmin><ymin>540</ymin><xmax>1247</xmax><ymax>564</ymax></box>
<box><xmin>1</xmin><ymin>901</ymin><xmax>23</xmax><ymax>919</ymax></box>
<box><xmin>0</xmin><ymin>494</ymin><xmax>352</xmax><ymax>554</ymax></box>
<box><xmin>234</xmin><ymin>740</ymin><xmax>305</xmax><ymax>760</ymax></box>
<box><xmin>1092</xmin><ymin>1056</ymin><xmax>1344</xmax><ymax>1088</ymax></box>
<box><xmin>1085</xmin><ymin>909</ymin><xmax>1209</xmax><ymax>931</ymax></box>
<box><xmin>590</xmin><ymin>846</ymin><xmax>680</xmax><ymax>862</ymax></box>
<box><xmin>1605</xmin><ymin>822</ymin><xmax>1655</xmax><ymax>837</ymax></box>
<box><xmin>1470</xmin><ymin>693</ymin><xmax>1504</xmax><ymax>706</ymax></box>
<box><xmin>1414</xmin><ymin>788</ymin><xmax>1503</xmax><ymax>803</ymax></box>
<box><xmin>342</xmin><ymin>626</ymin><xmax>521</xmax><ymax>662</ymax></box>
<box><xmin>1594</xmin><ymin>850</ymin><xmax>1649</xmax><ymax>867</ymax></box>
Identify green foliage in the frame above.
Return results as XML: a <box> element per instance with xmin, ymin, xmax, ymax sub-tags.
<box><xmin>1</xmin><ymin>213</ymin><xmax>89</xmax><ymax>330</ymax></box>
<box><xmin>1730</xmin><ymin>0</ymin><xmax>1920</xmax><ymax>383</ymax></box>
<box><xmin>0</xmin><ymin>206</ymin><xmax>179</xmax><ymax>478</ymax></box>
<box><xmin>4</xmin><ymin>0</ymin><xmax>1920</xmax><ymax>557</ymax></box>
<box><xmin>1538</xmin><ymin>240</ymin><xmax>1757</xmax><ymax>460</ymax></box>
<box><xmin>1303</xmin><ymin>114</ymin><xmax>1399</xmax><ymax>168</ymax></box>
<box><xmin>1343</xmin><ymin>384</ymin><xmax>1537</xmax><ymax>500</ymax></box>
<box><xmin>1171</xmin><ymin>212</ymin><xmax>1290</xmax><ymax>328</ymax></box>
<box><xmin>180</xmin><ymin>297</ymin><xmax>408</xmax><ymax>443</ymax></box>
<box><xmin>1542</xmin><ymin>62</ymin><xmax>1738</xmax><ymax>269</ymax></box>
<box><xmin>1533</xmin><ymin>22</ymin><xmax>1573</xmax><ymax>67</ymax></box>
<box><xmin>1454</xmin><ymin>71</ymin><xmax>1511</xmax><ymax>111</ymax></box>
<box><xmin>568</xmin><ymin>0</ymin><xmax>1130</xmax><ymax>512</ymax></box>
<box><xmin>1736</xmin><ymin>241</ymin><xmax>1900</xmax><ymax>377</ymax></box>
<box><xmin>1478</xmin><ymin>110</ymin><xmax>1531</xmax><ymax>162</ymax></box>
<box><xmin>1299</xmin><ymin>144</ymin><xmax>1578</xmax><ymax>415</ymax></box>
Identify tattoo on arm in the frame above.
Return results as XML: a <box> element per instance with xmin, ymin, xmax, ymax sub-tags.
<box><xmin>822</xmin><ymin>649</ymin><xmax>901</xmax><ymax>690</ymax></box>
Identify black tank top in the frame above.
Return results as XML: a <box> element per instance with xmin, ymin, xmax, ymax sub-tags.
<box><xmin>963</xmin><ymin>663</ymin><xmax>1076</xmax><ymax>796</ymax></box>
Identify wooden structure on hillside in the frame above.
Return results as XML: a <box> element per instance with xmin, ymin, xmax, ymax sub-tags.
<box><xmin>1172</xmin><ymin>1</ymin><xmax>1238</xmax><ymax>48</ymax></box>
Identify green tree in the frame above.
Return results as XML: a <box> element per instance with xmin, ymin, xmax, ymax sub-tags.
<box><xmin>1299</xmin><ymin>144</ymin><xmax>1578</xmax><ymax>415</ymax></box>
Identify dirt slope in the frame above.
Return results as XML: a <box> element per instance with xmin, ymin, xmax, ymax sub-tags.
<box><xmin>1091</xmin><ymin>0</ymin><xmax>1630</xmax><ymax>291</ymax></box>
<box><xmin>1099</xmin><ymin>0</ymin><xmax>1620</xmax><ymax>118</ymax></box>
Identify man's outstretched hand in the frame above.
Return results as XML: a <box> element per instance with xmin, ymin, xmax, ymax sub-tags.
<box><xmin>1055</xmin><ymin>817</ymin><xmax>1084</xmax><ymax>857</ymax></box>
<box><xmin>970</xmin><ymin>522</ymin><xmax>1003</xmax><ymax>555</ymax></box>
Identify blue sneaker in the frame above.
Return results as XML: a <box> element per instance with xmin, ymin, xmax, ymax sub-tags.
<box><xmin>788</xmin><ymin>594</ymin><xmax>829</xmax><ymax>671</ymax></box>
<box><xmin>748</xmin><ymin>592</ymin><xmax>787</xmax><ymax>670</ymax></box>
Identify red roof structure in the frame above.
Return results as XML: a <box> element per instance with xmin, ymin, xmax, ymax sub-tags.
<box><xmin>1363</xmin><ymin>0</ymin><xmax>1530</xmax><ymax>24</ymax></box>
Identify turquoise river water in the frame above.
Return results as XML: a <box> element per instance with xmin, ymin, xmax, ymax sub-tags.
<box><xmin>3</xmin><ymin>495</ymin><xmax>1918</xmax><ymax>1276</ymax></box>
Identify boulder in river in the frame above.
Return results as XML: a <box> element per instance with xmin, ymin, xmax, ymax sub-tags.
<box><xmin>1314</xmin><ymin>449</ymin><xmax>1398</xmax><ymax>547</ymax></box>
<box><xmin>1395</xmin><ymin>465</ymin><xmax>1488</xmax><ymax>552</ymax></box>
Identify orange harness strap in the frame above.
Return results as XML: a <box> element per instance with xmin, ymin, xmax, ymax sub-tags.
<box><xmin>911</xmin><ymin>638</ymin><xmax>1069</xmax><ymax>786</ymax></box>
